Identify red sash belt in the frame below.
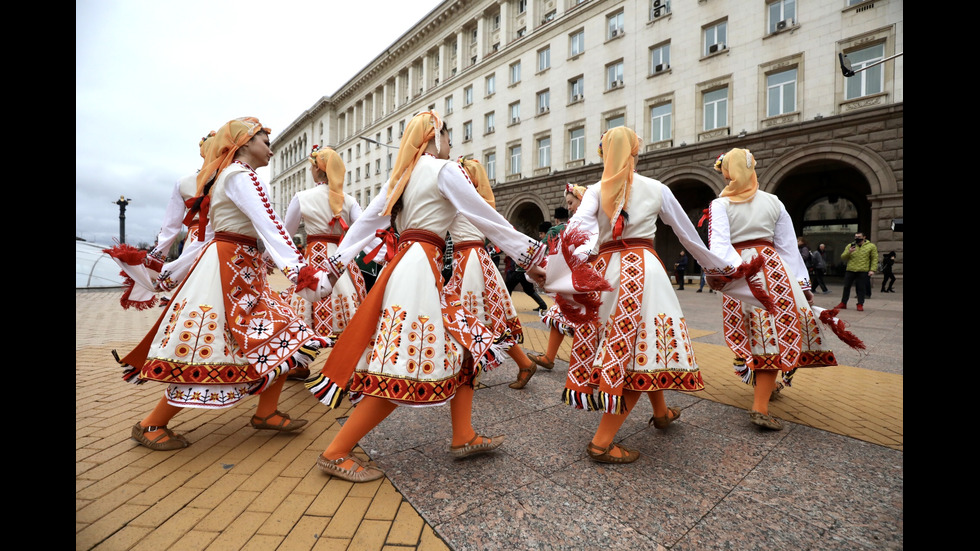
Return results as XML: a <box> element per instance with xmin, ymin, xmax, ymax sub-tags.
<box><xmin>597</xmin><ymin>238</ymin><xmax>664</xmax><ymax>271</ymax></box>
<box><xmin>214</xmin><ymin>232</ymin><xmax>258</xmax><ymax>248</ymax></box>
<box><xmin>308</xmin><ymin>234</ymin><xmax>342</xmax><ymax>246</ymax></box>
<box><xmin>732</xmin><ymin>239</ymin><xmax>773</xmax><ymax>250</ymax></box>
<box><xmin>452</xmin><ymin>240</ymin><xmax>485</xmax><ymax>254</ymax></box>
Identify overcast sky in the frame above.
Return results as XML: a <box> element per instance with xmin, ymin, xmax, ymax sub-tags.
<box><xmin>76</xmin><ymin>0</ymin><xmax>444</xmax><ymax>247</ymax></box>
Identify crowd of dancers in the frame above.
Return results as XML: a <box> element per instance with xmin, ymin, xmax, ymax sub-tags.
<box><xmin>106</xmin><ymin>113</ymin><xmax>863</xmax><ymax>481</ymax></box>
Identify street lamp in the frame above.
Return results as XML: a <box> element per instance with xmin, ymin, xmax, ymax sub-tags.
<box><xmin>115</xmin><ymin>195</ymin><xmax>132</xmax><ymax>244</ymax></box>
<box><xmin>838</xmin><ymin>52</ymin><xmax>903</xmax><ymax>77</ymax></box>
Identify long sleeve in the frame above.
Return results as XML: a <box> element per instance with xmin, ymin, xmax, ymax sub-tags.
<box><xmin>660</xmin><ymin>188</ymin><xmax>735</xmax><ymax>275</ymax></box>
<box><xmin>563</xmin><ymin>184</ymin><xmax>601</xmax><ymax>259</ymax></box>
<box><xmin>437</xmin><ymin>163</ymin><xmax>544</xmax><ymax>270</ymax></box>
<box><xmin>149</xmin><ymin>179</ymin><xmax>187</xmax><ymax>260</ymax></box>
<box><xmin>223</xmin><ymin>172</ymin><xmax>307</xmax><ymax>281</ymax></box>
<box><xmin>327</xmin><ymin>189</ymin><xmax>393</xmax><ymax>275</ymax></box>
<box><xmin>284</xmin><ymin>195</ymin><xmax>302</xmax><ymax>237</ymax></box>
<box><xmin>773</xmin><ymin>204</ymin><xmax>809</xmax><ymax>287</ymax></box>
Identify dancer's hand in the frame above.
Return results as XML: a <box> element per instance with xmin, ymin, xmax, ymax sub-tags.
<box><xmin>526</xmin><ymin>265</ymin><xmax>547</xmax><ymax>287</ymax></box>
<box><xmin>803</xmin><ymin>290</ymin><xmax>814</xmax><ymax>305</ymax></box>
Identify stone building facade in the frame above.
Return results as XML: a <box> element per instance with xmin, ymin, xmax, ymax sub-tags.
<box><xmin>271</xmin><ymin>0</ymin><xmax>903</xmax><ymax>275</ymax></box>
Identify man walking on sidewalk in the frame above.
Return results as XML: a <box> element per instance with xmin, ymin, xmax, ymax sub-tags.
<box><xmin>837</xmin><ymin>232</ymin><xmax>877</xmax><ymax>311</ymax></box>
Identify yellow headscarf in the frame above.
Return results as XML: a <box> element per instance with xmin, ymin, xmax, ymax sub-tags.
<box><xmin>715</xmin><ymin>148</ymin><xmax>758</xmax><ymax>203</ymax></box>
<box><xmin>382</xmin><ymin>111</ymin><xmax>444</xmax><ymax>216</ymax></box>
<box><xmin>458</xmin><ymin>157</ymin><xmax>494</xmax><ymax>209</ymax></box>
<box><xmin>309</xmin><ymin>145</ymin><xmax>347</xmax><ymax>216</ymax></box>
<box><xmin>199</xmin><ymin>131</ymin><xmax>217</xmax><ymax>159</ymax></box>
<box><xmin>598</xmin><ymin>127</ymin><xmax>641</xmax><ymax>230</ymax></box>
<box><xmin>196</xmin><ymin>117</ymin><xmax>271</xmax><ymax>196</ymax></box>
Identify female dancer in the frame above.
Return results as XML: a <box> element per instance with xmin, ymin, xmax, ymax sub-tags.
<box><xmin>553</xmin><ymin>127</ymin><xmax>746</xmax><ymax>463</ymax></box>
<box><xmin>118</xmin><ymin>117</ymin><xmax>331</xmax><ymax>450</ymax></box>
<box><xmin>706</xmin><ymin>148</ymin><xmax>838</xmax><ymax>430</ymax></box>
<box><xmin>282</xmin><ymin>145</ymin><xmax>369</xmax><ymax>379</ymax></box>
<box><xmin>443</xmin><ymin>158</ymin><xmax>539</xmax><ymax>390</ymax></box>
<box><xmin>522</xmin><ymin>183</ymin><xmax>589</xmax><ymax>386</ymax></box>
<box><xmin>107</xmin><ymin>131</ymin><xmax>217</xmax><ymax>309</ymax></box>
<box><xmin>305</xmin><ymin>111</ymin><xmax>546</xmax><ymax>482</ymax></box>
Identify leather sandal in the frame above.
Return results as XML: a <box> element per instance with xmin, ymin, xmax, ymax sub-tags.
<box><xmin>508</xmin><ymin>364</ymin><xmax>537</xmax><ymax>389</ymax></box>
<box><xmin>287</xmin><ymin>366</ymin><xmax>311</xmax><ymax>381</ymax></box>
<box><xmin>316</xmin><ymin>453</ymin><xmax>384</xmax><ymax>482</ymax></box>
<box><xmin>528</xmin><ymin>353</ymin><xmax>555</xmax><ymax>370</ymax></box>
<box><xmin>648</xmin><ymin>406</ymin><xmax>682</xmax><ymax>430</ymax></box>
<box><xmin>749</xmin><ymin>411</ymin><xmax>783</xmax><ymax>431</ymax></box>
<box><xmin>250</xmin><ymin>410</ymin><xmax>308</xmax><ymax>432</ymax></box>
<box><xmin>586</xmin><ymin>441</ymin><xmax>639</xmax><ymax>464</ymax></box>
<box><xmin>131</xmin><ymin>422</ymin><xmax>189</xmax><ymax>451</ymax></box>
<box><xmin>450</xmin><ymin>434</ymin><xmax>505</xmax><ymax>459</ymax></box>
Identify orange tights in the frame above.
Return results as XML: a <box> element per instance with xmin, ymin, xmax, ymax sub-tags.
<box><xmin>752</xmin><ymin>370</ymin><xmax>778</xmax><ymax>416</ymax></box>
<box><xmin>140</xmin><ymin>376</ymin><xmax>290</xmax><ymax>443</ymax></box>
<box><xmin>322</xmin><ymin>384</ymin><xmax>483</xmax><ymax>472</ymax></box>
<box><xmin>507</xmin><ymin>345</ymin><xmax>534</xmax><ymax>370</ymax></box>
<box><xmin>542</xmin><ymin>327</ymin><xmax>565</xmax><ymax>362</ymax></box>
<box><xmin>590</xmin><ymin>390</ymin><xmax>671</xmax><ymax>458</ymax></box>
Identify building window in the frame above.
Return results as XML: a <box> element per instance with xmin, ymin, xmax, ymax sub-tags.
<box><xmin>447</xmin><ymin>128</ymin><xmax>453</xmax><ymax>147</ymax></box>
<box><xmin>768</xmin><ymin>0</ymin><xmax>796</xmax><ymax>34</ymax></box>
<box><xmin>766</xmin><ymin>68</ymin><xmax>797</xmax><ymax>117</ymax></box>
<box><xmin>364</xmin><ymin>189</ymin><xmax>370</xmax><ymax>204</ymax></box>
<box><xmin>569</xmin><ymin>29</ymin><xmax>585</xmax><ymax>57</ymax></box>
<box><xmin>844</xmin><ymin>43</ymin><xmax>885</xmax><ymax>100</ymax></box>
<box><xmin>703</xmin><ymin>87</ymin><xmax>728</xmax><ymax>130</ymax></box>
<box><xmin>375</xmin><ymin>133</ymin><xmax>381</xmax><ymax>148</ymax></box>
<box><xmin>387</xmin><ymin>127</ymin><xmax>393</xmax><ymax>143</ymax></box>
<box><xmin>485</xmin><ymin>74</ymin><xmax>496</xmax><ymax>96</ymax></box>
<box><xmin>606</xmin><ymin>60</ymin><xmax>624</xmax><ymax>90</ymax></box>
<box><xmin>510</xmin><ymin>61</ymin><xmax>521</xmax><ymax>85</ymax></box>
<box><xmin>485</xmin><ymin>111</ymin><xmax>496</xmax><ymax>133</ymax></box>
<box><xmin>650</xmin><ymin>0</ymin><xmax>671</xmax><ymax>20</ymax></box>
<box><xmin>445</xmin><ymin>95</ymin><xmax>454</xmax><ymax>114</ymax></box>
<box><xmin>399</xmin><ymin>120</ymin><xmax>406</xmax><ymax>137</ymax></box>
<box><xmin>464</xmin><ymin>85</ymin><xmax>474</xmax><ymax>105</ymax></box>
<box><xmin>516</xmin><ymin>27</ymin><xmax>527</xmax><ymax>38</ymax></box>
<box><xmin>569</xmin><ymin>127</ymin><xmax>585</xmax><ymax>161</ymax></box>
<box><xmin>509</xmin><ymin>144</ymin><xmax>522</xmax><ymax>175</ymax></box>
<box><xmin>569</xmin><ymin>76</ymin><xmax>584</xmax><ymax>102</ymax></box>
<box><xmin>542</xmin><ymin>9</ymin><xmax>556</xmax><ymax>23</ymax></box>
<box><xmin>537</xmin><ymin>136</ymin><xmax>551</xmax><ymax>168</ymax></box>
<box><xmin>606</xmin><ymin>114</ymin><xmax>625</xmax><ymax>130</ymax></box>
<box><xmin>606</xmin><ymin>10</ymin><xmax>624</xmax><ymax>40</ymax></box>
<box><xmin>509</xmin><ymin>101</ymin><xmax>521</xmax><ymax>124</ymax></box>
<box><xmin>485</xmin><ymin>151</ymin><xmax>496</xmax><ymax>181</ymax></box>
<box><xmin>356</xmin><ymin>167</ymin><xmax>361</xmax><ymax>181</ymax></box>
<box><xmin>356</xmin><ymin>144</ymin><xmax>361</xmax><ymax>157</ymax></box>
<box><xmin>537</xmin><ymin>47</ymin><xmax>551</xmax><ymax>72</ymax></box>
<box><xmin>375</xmin><ymin>159</ymin><xmax>381</xmax><ymax>174</ymax></box>
<box><xmin>347</xmin><ymin>149</ymin><xmax>352</xmax><ymax>162</ymax></box>
<box><xmin>463</xmin><ymin>121</ymin><xmax>473</xmax><ymax>141</ymax></box>
<box><xmin>518</xmin><ymin>0</ymin><xmax>527</xmax><ymax>14</ymax></box>
<box><xmin>537</xmin><ymin>89</ymin><xmax>550</xmax><ymax>114</ymax></box>
<box><xmin>650</xmin><ymin>42</ymin><xmax>670</xmax><ymax>74</ymax></box>
<box><xmin>703</xmin><ymin>20</ymin><xmax>727</xmax><ymax>56</ymax></box>
<box><xmin>492</xmin><ymin>13</ymin><xmax>500</xmax><ymax>31</ymax></box>
<box><xmin>650</xmin><ymin>102</ymin><xmax>672</xmax><ymax>142</ymax></box>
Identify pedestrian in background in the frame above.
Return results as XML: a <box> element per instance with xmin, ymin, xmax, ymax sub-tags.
<box><xmin>836</xmin><ymin>232</ymin><xmax>878</xmax><ymax>312</ymax></box>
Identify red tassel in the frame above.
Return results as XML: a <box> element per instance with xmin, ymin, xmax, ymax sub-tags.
<box><xmin>555</xmin><ymin>292</ymin><xmax>601</xmax><ymax>325</ymax></box>
<box><xmin>103</xmin><ymin>243</ymin><xmax>147</xmax><ymax>266</ymax></box>
<box><xmin>560</xmin><ymin>226</ymin><xmax>612</xmax><ymax>293</ymax></box>
<box><xmin>612</xmin><ymin>214</ymin><xmax>625</xmax><ymax>240</ymax></box>
<box><xmin>364</xmin><ymin>228</ymin><xmax>398</xmax><ymax>264</ymax></box>
<box><xmin>819</xmin><ymin>309</ymin><xmax>866</xmax><ymax>350</ymax></box>
<box><xmin>697</xmin><ymin>208</ymin><xmax>709</xmax><ymax>228</ymax></box>
<box><xmin>710</xmin><ymin>254</ymin><xmax>777</xmax><ymax>315</ymax></box>
<box><xmin>295</xmin><ymin>265</ymin><xmax>319</xmax><ymax>292</ymax></box>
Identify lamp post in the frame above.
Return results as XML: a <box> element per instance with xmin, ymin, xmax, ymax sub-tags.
<box><xmin>359</xmin><ymin>136</ymin><xmax>398</xmax><ymax>183</ymax></box>
<box><xmin>115</xmin><ymin>195</ymin><xmax>132</xmax><ymax>244</ymax></box>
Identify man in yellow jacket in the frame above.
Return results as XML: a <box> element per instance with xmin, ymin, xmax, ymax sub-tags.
<box><xmin>836</xmin><ymin>232</ymin><xmax>878</xmax><ymax>311</ymax></box>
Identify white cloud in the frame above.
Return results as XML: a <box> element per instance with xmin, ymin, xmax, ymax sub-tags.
<box><xmin>77</xmin><ymin>0</ymin><xmax>443</xmax><ymax>246</ymax></box>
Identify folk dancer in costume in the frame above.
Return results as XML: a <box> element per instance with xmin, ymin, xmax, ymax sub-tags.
<box><xmin>706</xmin><ymin>148</ymin><xmax>862</xmax><ymax>430</ymax></box>
<box><xmin>305</xmin><ymin>111</ymin><xmax>547</xmax><ymax>482</ymax></box>
<box><xmin>443</xmin><ymin>157</ymin><xmax>541</xmax><ymax>390</ymax></box>
<box><xmin>521</xmin><ymin>183</ymin><xmax>590</xmax><ymax>388</ymax></box>
<box><xmin>106</xmin><ymin>131</ymin><xmax>219</xmax><ymax>309</ymax></box>
<box><xmin>546</xmin><ymin>127</ymin><xmax>758</xmax><ymax>463</ymax></box>
<box><xmin>116</xmin><ymin>117</ymin><xmax>333</xmax><ymax>450</ymax></box>
<box><xmin>281</xmin><ymin>145</ymin><xmax>370</xmax><ymax>380</ymax></box>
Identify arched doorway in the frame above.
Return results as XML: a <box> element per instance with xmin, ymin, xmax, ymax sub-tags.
<box><xmin>771</xmin><ymin>161</ymin><xmax>872</xmax><ymax>277</ymax></box>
